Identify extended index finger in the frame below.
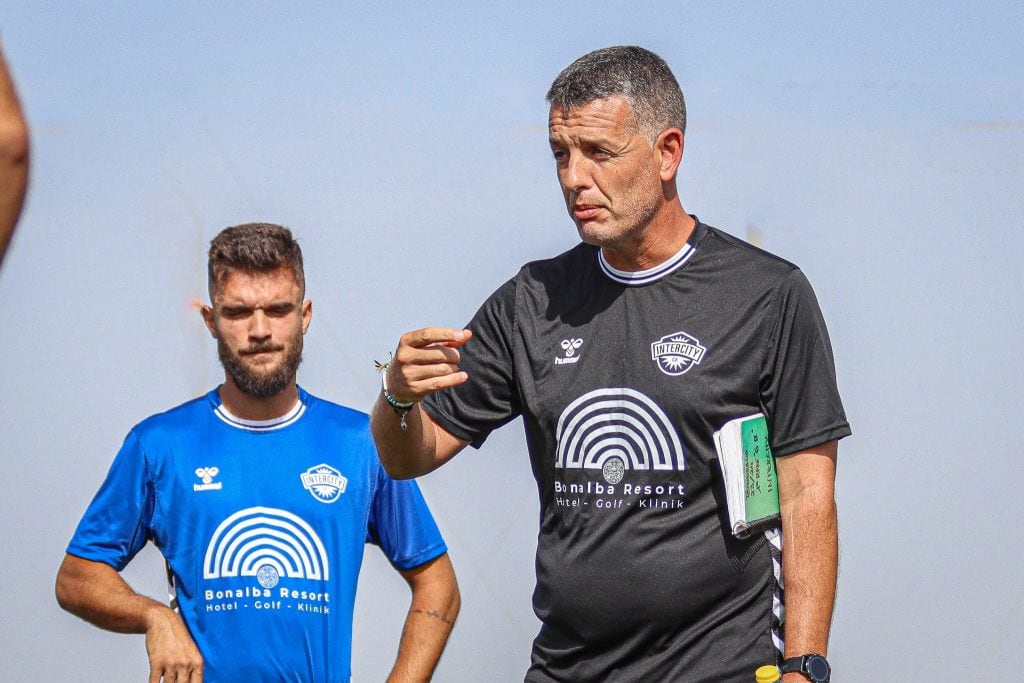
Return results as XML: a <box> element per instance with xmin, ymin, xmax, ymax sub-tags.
<box><xmin>402</xmin><ymin>327</ymin><xmax>472</xmax><ymax>349</ymax></box>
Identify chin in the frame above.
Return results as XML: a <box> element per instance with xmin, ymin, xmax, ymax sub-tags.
<box><xmin>577</xmin><ymin>227</ymin><xmax>622</xmax><ymax>249</ymax></box>
<box><xmin>575</xmin><ymin>222</ymin><xmax>609</xmax><ymax>245</ymax></box>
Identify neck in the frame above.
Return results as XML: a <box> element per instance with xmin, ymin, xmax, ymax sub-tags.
<box><xmin>601</xmin><ymin>200</ymin><xmax>695</xmax><ymax>271</ymax></box>
<box><xmin>217</xmin><ymin>379</ymin><xmax>300</xmax><ymax>421</ymax></box>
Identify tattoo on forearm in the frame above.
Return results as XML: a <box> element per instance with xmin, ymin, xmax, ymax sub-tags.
<box><xmin>409</xmin><ymin>608</ymin><xmax>455</xmax><ymax>626</ymax></box>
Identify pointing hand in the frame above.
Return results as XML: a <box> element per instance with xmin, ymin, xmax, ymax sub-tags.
<box><xmin>385</xmin><ymin>327</ymin><xmax>473</xmax><ymax>404</ymax></box>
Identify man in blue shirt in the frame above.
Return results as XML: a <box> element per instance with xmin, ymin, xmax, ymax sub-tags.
<box><xmin>57</xmin><ymin>223</ymin><xmax>459</xmax><ymax>682</ymax></box>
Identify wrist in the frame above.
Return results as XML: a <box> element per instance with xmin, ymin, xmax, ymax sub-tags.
<box><xmin>780</xmin><ymin>653</ymin><xmax>830</xmax><ymax>682</ymax></box>
<box><xmin>141</xmin><ymin>601</ymin><xmax>177</xmax><ymax>631</ymax></box>
<box><xmin>381</xmin><ymin>369</ymin><xmax>415</xmax><ymax>408</ymax></box>
<box><xmin>379</xmin><ymin>363</ymin><xmax>417</xmax><ymax>430</ymax></box>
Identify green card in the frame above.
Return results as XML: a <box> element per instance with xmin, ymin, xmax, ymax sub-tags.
<box><xmin>741</xmin><ymin>415</ymin><xmax>779</xmax><ymax>523</ymax></box>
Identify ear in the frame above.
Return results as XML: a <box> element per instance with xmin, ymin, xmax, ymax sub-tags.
<box><xmin>301</xmin><ymin>299</ymin><xmax>313</xmax><ymax>334</ymax></box>
<box><xmin>200</xmin><ymin>304</ymin><xmax>217</xmax><ymax>338</ymax></box>
<box><xmin>655</xmin><ymin>128</ymin><xmax>684</xmax><ymax>182</ymax></box>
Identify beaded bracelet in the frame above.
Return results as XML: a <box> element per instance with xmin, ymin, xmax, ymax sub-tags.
<box><xmin>377</xmin><ymin>361</ymin><xmax>416</xmax><ymax>431</ymax></box>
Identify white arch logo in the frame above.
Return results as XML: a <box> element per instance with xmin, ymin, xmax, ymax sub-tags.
<box><xmin>555</xmin><ymin>388</ymin><xmax>685</xmax><ymax>482</ymax></box>
<box><xmin>203</xmin><ymin>506</ymin><xmax>329</xmax><ymax>583</ymax></box>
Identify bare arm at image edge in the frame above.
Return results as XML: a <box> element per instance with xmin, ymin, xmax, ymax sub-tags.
<box><xmin>387</xmin><ymin>553</ymin><xmax>461</xmax><ymax>682</ymax></box>
<box><xmin>55</xmin><ymin>554</ymin><xmax>204</xmax><ymax>683</ymax></box>
<box><xmin>0</xmin><ymin>44</ymin><xmax>29</xmax><ymax>268</ymax></box>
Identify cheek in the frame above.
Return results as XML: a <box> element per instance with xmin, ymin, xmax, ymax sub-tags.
<box><xmin>281</xmin><ymin>319</ymin><xmax>305</xmax><ymax>340</ymax></box>
<box><xmin>556</xmin><ymin>170</ymin><xmax>571</xmax><ymax>193</ymax></box>
<box><xmin>589</xmin><ymin>172</ymin><xmax>616</xmax><ymax>203</ymax></box>
<box><xmin>220</xmin><ymin>328</ymin><xmax>246</xmax><ymax>349</ymax></box>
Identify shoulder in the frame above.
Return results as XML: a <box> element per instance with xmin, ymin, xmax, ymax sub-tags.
<box><xmin>697</xmin><ymin>222</ymin><xmax>801</xmax><ymax>284</ymax></box>
<box><xmin>130</xmin><ymin>391</ymin><xmax>215</xmax><ymax>439</ymax></box>
<box><xmin>502</xmin><ymin>242</ymin><xmax>600</xmax><ymax>310</ymax></box>
<box><xmin>299</xmin><ymin>390</ymin><xmax>372</xmax><ymax>431</ymax></box>
<box><xmin>468</xmin><ymin>243</ymin><xmax>597</xmax><ymax>328</ymax></box>
<box><xmin>519</xmin><ymin>242</ymin><xmax>598</xmax><ymax>285</ymax></box>
<box><xmin>474</xmin><ymin>243</ymin><xmax>595</xmax><ymax>306</ymax></box>
<box><xmin>692</xmin><ymin>222</ymin><xmax>827</xmax><ymax>312</ymax></box>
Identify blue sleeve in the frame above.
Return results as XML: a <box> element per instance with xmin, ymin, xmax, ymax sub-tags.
<box><xmin>366</xmin><ymin>467</ymin><xmax>447</xmax><ymax>571</ymax></box>
<box><xmin>66</xmin><ymin>430</ymin><xmax>155</xmax><ymax>570</ymax></box>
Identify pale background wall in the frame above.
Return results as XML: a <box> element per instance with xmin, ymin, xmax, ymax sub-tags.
<box><xmin>1</xmin><ymin>3</ymin><xmax>1022</xmax><ymax>680</ymax></box>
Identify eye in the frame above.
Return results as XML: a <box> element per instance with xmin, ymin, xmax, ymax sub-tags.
<box><xmin>220</xmin><ymin>307</ymin><xmax>252</xmax><ymax>320</ymax></box>
<box><xmin>265</xmin><ymin>304</ymin><xmax>296</xmax><ymax>317</ymax></box>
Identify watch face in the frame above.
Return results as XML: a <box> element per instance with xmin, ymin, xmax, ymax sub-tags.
<box><xmin>806</xmin><ymin>655</ymin><xmax>830</xmax><ymax>681</ymax></box>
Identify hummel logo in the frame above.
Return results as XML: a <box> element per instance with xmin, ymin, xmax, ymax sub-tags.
<box><xmin>555</xmin><ymin>338</ymin><xmax>583</xmax><ymax>365</ymax></box>
<box><xmin>194</xmin><ymin>466</ymin><xmax>223</xmax><ymax>492</ymax></box>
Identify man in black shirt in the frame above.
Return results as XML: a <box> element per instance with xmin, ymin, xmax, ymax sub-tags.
<box><xmin>371</xmin><ymin>46</ymin><xmax>849</xmax><ymax>682</ymax></box>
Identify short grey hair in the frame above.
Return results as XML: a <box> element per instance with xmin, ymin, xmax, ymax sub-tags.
<box><xmin>546</xmin><ymin>45</ymin><xmax>686</xmax><ymax>141</ymax></box>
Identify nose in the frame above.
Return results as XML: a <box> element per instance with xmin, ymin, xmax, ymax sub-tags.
<box><xmin>249</xmin><ymin>309</ymin><xmax>271</xmax><ymax>341</ymax></box>
<box><xmin>560</xmin><ymin>151</ymin><xmax>592</xmax><ymax>194</ymax></box>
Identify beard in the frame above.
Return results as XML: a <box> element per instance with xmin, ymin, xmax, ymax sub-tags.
<box><xmin>574</xmin><ymin>195</ymin><xmax>662</xmax><ymax>251</ymax></box>
<box><xmin>217</xmin><ymin>332</ymin><xmax>304</xmax><ymax>399</ymax></box>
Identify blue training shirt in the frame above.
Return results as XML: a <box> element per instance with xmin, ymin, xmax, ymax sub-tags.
<box><xmin>67</xmin><ymin>387</ymin><xmax>447</xmax><ymax>682</ymax></box>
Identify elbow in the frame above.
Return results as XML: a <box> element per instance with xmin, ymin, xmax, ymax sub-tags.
<box><xmin>449</xmin><ymin>584</ymin><xmax>462</xmax><ymax>622</ymax></box>
<box><xmin>377</xmin><ymin>444</ymin><xmax>446</xmax><ymax>480</ymax></box>
<box><xmin>381</xmin><ymin>459</ymin><xmax>422</xmax><ymax>481</ymax></box>
<box><xmin>54</xmin><ymin>567</ymin><xmax>76</xmax><ymax>613</ymax></box>
<box><xmin>0</xmin><ymin>115</ymin><xmax>29</xmax><ymax>170</ymax></box>
<box><xmin>792</xmin><ymin>483</ymin><xmax>837</xmax><ymax>516</ymax></box>
<box><xmin>55</xmin><ymin>554</ymin><xmax>92</xmax><ymax>616</ymax></box>
<box><xmin>410</xmin><ymin>553</ymin><xmax>461</xmax><ymax>624</ymax></box>
<box><xmin>442</xmin><ymin>559</ymin><xmax>461</xmax><ymax>621</ymax></box>
<box><xmin>780</xmin><ymin>488</ymin><xmax>838</xmax><ymax>536</ymax></box>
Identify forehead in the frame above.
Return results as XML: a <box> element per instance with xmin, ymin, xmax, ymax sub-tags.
<box><xmin>548</xmin><ymin>96</ymin><xmax>637</xmax><ymax>141</ymax></box>
<box><xmin>213</xmin><ymin>267</ymin><xmax>301</xmax><ymax>303</ymax></box>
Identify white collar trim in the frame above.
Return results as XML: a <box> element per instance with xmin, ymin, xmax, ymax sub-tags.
<box><xmin>214</xmin><ymin>398</ymin><xmax>306</xmax><ymax>432</ymax></box>
<box><xmin>598</xmin><ymin>241</ymin><xmax>696</xmax><ymax>286</ymax></box>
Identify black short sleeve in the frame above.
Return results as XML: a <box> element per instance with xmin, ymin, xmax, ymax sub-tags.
<box><xmin>759</xmin><ymin>268</ymin><xmax>851</xmax><ymax>455</ymax></box>
<box><xmin>423</xmin><ymin>276</ymin><xmax>522</xmax><ymax>447</ymax></box>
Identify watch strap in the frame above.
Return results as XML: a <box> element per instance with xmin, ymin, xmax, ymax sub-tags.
<box><xmin>780</xmin><ymin>656</ymin><xmax>803</xmax><ymax>674</ymax></box>
<box><xmin>780</xmin><ymin>654</ymin><xmax>830</xmax><ymax>682</ymax></box>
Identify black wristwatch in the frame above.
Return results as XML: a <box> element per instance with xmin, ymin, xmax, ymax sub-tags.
<box><xmin>780</xmin><ymin>653</ymin><xmax>831</xmax><ymax>682</ymax></box>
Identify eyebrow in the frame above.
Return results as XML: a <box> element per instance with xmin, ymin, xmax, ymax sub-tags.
<box><xmin>218</xmin><ymin>300</ymin><xmax>298</xmax><ymax>313</ymax></box>
<box><xmin>549</xmin><ymin>127</ymin><xmax>622</xmax><ymax>145</ymax></box>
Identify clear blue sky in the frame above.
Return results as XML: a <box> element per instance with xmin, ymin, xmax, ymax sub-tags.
<box><xmin>2</xmin><ymin>3</ymin><xmax>1022</xmax><ymax>680</ymax></box>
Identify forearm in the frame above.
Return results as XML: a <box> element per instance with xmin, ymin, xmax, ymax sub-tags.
<box><xmin>780</xmin><ymin>483</ymin><xmax>838</xmax><ymax>658</ymax></box>
<box><xmin>55</xmin><ymin>554</ymin><xmax>171</xmax><ymax>633</ymax></box>
<box><xmin>371</xmin><ymin>387</ymin><xmax>468</xmax><ymax>480</ymax></box>
<box><xmin>372</xmin><ymin>327</ymin><xmax>473</xmax><ymax>478</ymax></box>
<box><xmin>773</xmin><ymin>441</ymin><xmax>839</xmax><ymax>683</ymax></box>
<box><xmin>371</xmin><ymin>395</ymin><xmax>438</xmax><ymax>480</ymax></box>
<box><xmin>388</xmin><ymin>555</ymin><xmax>460</xmax><ymax>682</ymax></box>
<box><xmin>57</xmin><ymin>553</ymin><xmax>204</xmax><ymax>679</ymax></box>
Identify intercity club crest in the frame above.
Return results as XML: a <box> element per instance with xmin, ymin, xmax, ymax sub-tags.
<box><xmin>300</xmin><ymin>464</ymin><xmax>347</xmax><ymax>504</ymax></box>
<box><xmin>650</xmin><ymin>331</ymin><xmax>706</xmax><ymax>376</ymax></box>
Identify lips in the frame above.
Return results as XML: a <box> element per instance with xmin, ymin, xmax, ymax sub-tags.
<box><xmin>242</xmin><ymin>344</ymin><xmax>284</xmax><ymax>357</ymax></box>
<box><xmin>573</xmin><ymin>204</ymin><xmax>603</xmax><ymax>220</ymax></box>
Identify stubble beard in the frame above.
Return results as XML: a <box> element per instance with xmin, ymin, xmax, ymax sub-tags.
<box><xmin>217</xmin><ymin>333</ymin><xmax>304</xmax><ymax>399</ymax></box>
<box><xmin>578</xmin><ymin>195</ymin><xmax>662</xmax><ymax>253</ymax></box>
